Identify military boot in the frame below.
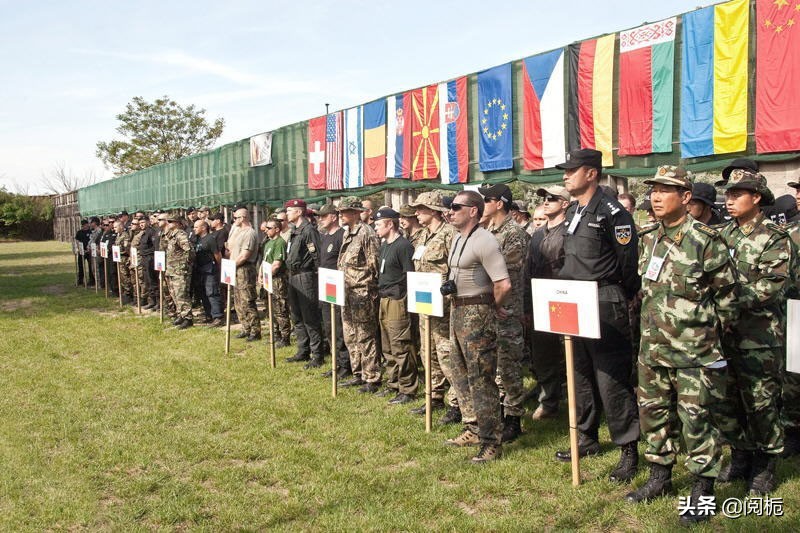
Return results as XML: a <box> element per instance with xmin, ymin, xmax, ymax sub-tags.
<box><xmin>285</xmin><ymin>352</ymin><xmax>310</xmax><ymax>363</ymax></box>
<box><xmin>609</xmin><ymin>441</ymin><xmax>639</xmax><ymax>483</ymax></box>
<box><xmin>471</xmin><ymin>443</ymin><xmax>502</xmax><ymax>464</ymax></box>
<box><xmin>678</xmin><ymin>476</ymin><xmax>715</xmax><ymax>526</ymax></box>
<box><xmin>444</xmin><ymin>429</ymin><xmax>480</xmax><ymax>447</ymax></box>
<box><xmin>748</xmin><ymin>452</ymin><xmax>778</xmax><ymax>495</ymax></box>
<box><xmin>781</xmin><ymin>428</ymin><xmax>800</xmax><ymax>458</ymax></box>
<box><xmin>717</xmin><ymin>449</ymin><xmax>752</xmax><ymax>483</ymax></box>
<box><xmin>500</xmin><ymin>415</ymin><xmax>522</xmax><ymax>443</ymax></box>
<box><xmin>439</xmin><ymin>405</ymin><xmax>462</xmax><ymax>425</ymax></box>
<box><xmin>176</xmin><ymin>318</ymin><xmax>193</xmax><ymax>330</ymax></box>
<box><xmin>303</xmin><ymin>356</ymin><xmax>324</xmax><ymax>369</ymax></box>
<box><xmin>625</xmin><ymin>463</ymin><xmax>673</xmax><ymax>503</ymax></box>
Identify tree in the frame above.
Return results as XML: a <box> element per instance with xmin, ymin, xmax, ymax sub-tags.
<box><xmin>40</xmin><ymin>163</ymin><xmax>98</xmax><ymax>194</ymax></box>
<box><xmin>96</xmin><ymin>96</ymin><xmax>224</xmax><ymax>176</ymax></box>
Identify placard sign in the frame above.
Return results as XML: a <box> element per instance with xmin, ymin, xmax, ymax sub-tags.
<box><xmin>154</xmin><ymin>251</ymin><xmax>166</xmax><ymax>272</ymax></box>
<box><xmin>220</xmin><ymin>259</ymin><xmax>237</xmax><ymax>286</ymax></box>
<box><xmin>317</xmin><ymin>267</ymin><xmax>345</xmax><ymax>306</ymax></box>
<box><xmin>90</xmin><ymin>242</ymin><xmax>97</xmax><ymax>258</ymax></box>
<box><xmin>531</xmin><ymin>278</ymin><xmax>600</xmax><ymax>339</ymax></box>
<box><xmin>788</xmin><ymin>299</ymin><xmax>800</xmax><ymax>374</ymax></box>
<box><xmin>100</xmin><ymin>241</ymin><xmax>108</xmax><ymax>259</ymax></box>
<box><xmin>406</xmin><ymin>272</ymin><xmax>444</xmax><ymax>317</ymax></box>
<box><xmin>130</xmin><ymin>247</ymin><xmax>139</xmax><ymax>267</ymax></box>
<box><xmin>112</xmin><ymin>245</ymin><xmax>121</xmax><ymax>263</ymax></box>
<box><xmin>262</xmin><ymin>261</ymin><xmax>273</xmax><ymax>293</ymax></box>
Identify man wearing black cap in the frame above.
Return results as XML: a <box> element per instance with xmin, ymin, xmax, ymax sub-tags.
<box><xmin>284</xmin><ymin>199</ymin><xmax>325</xmax><ymax>366</ymax></box>
<box><xmin>553</xmin><ymin>148</ymin><xmax>641</xmax><ymax>483</ymax></box>
<box><xmin>687</xmin><ymin>182</ymin><xmax>724</xmax><ymax>226</ymax></box>
<box><xmin>374</xmin><ymin>207</ymin><xmax>418</xmax><ymax>404</ymax></box>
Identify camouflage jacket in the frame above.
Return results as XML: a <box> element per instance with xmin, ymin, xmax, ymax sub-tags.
<box><xmin>785</xmin><ymin>222</ymin><xmax>800</xmax><ymax>299</ymax></box>
<box><xmin>638</xmin><ymin>215</ymin><xmax>738</xmax><ymax>367</ymax></box>
<box><xmin>719</xmin><ymin>212</ymin><xmax>791</xmax><ymax>349</ymax></box>
<box><xmin>407</xmin><ymin>227</ymin><xmax>425</xmax><ymax>251</ymax></box>
<box><xmin>413</xmin><ymin>220</ymin><xmax>455</xmax><ymax>282</ymax></box>
<box><xmin>338</xmin><ymin>222</ymin><xmax>380</xmax><ymax>319</ymax></box>
<box><xmin>165</xmin><ymin>228</ymin><xmax>193</xmax><ymax>275</ymax></box>
<box><xmin>116</xmin><ymin>227</ymin><xmax>133</xmax><ymax>257</ymax></box>
<box><xmin>487</xmin><ymin>214</ymin><xmax>527</xmax><ymax>315</ymax></box>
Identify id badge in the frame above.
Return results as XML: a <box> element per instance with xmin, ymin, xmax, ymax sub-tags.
<box><xmin>380</xmin><ymin>258</ymin><xmax>386</xmax><ymax>274</ymax></box>
<box><xmin>286</xmin><ymin>241</ymin><xmax>291</xmax><ymax>253</ymax></box>
<box><xmin>412</xmin><ymin>245</ymin><xmax>426</xmax><ymax>261</ymax></box>
<box><xmin>566</xmin><ymin>212</ymin><xmax>582</xmax><ymax>235</ymax></box>
<box><xmin>644</xmin><ymin>255</ymin><xmax>665</xmax><ymax>281</ymax></box>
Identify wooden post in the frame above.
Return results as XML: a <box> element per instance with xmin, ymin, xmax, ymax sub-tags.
<box><xmin>93</xmin><ymin>255</ymin><xmax>98</xmax><ymax>294</ymax></box>
<box><xmin>564</xmin><ymin>336</ymin><xmax>581</xmax><ymax>486</ymax></box>
<box><xmin>424</xmin><ymin>315</ymin><xmax>432</xmax><ymax>433</ymax></box>
<box><xmin>74</xmin><ymin>249</ymin><xmax>80</xmax><ymax>287</ymax></box>
<box><xmin>135</xmin><ymin>267</ymin><xmax>142</xmax><ymax>314</ymax></box>
<box><xmin>224</xmin><ymin>287</ymin><xmax>232</xmax><ymax>355</ymax></box>
<box><xmin>268</xmin><ymin>292</ymin><xmax>276</xmax><ymax>368</ymax></box>
<box><xmin>331</xmin><ymin>304</ymin><xmax>337</xmax><ymax>398</ymax></box>
<box><xmin>104</xmin><ymin>258</ymin><xmax>109</xmax><ymax>299</ymax></box>
<box><xmin>116</xmin><ymin>262</ymin><xmax>122</xmax><ymax>307</ymax></box>
<box><xmin>83</xmin><ymin>254</ymin><xmax>88</xmax><ymax>289</ymax></box>
<box><xmin>159</xmin><ymin>272</ymin><xmax>164</xmax><ymax>324</ymax></box>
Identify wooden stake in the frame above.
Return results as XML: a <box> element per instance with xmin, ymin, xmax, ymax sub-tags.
<box><xmin>268</xmin><ymin>291</ymin><xmax>276</xmax><ymax>368</ymax></box>
<box><xmin>159</xmin><ymin>271</ymin><xmax>164</xmax><ymax>324</ymax></box>
<box><xmin>116</xmin><ymin>262</ymin><xmax>122</xmax><ymax>307</ymax></box>
<box><xmin>93</xmin><ymin>255</ymin><xmax>98</xmax><ymax>294</ymax></box>
<box><xmin>564</xmin><ymin>336</ymin><xmax>581</xmax><ymax>486</ymax></box>
<box><xmin>135</xmin><ymin>267</ymin><xmax>141</xmax><ymax>314</ymax></box>
<box><xmin>224</xmin><ymin>287</ymin><xmax>232</xmax><ymax>355</ymax></box>
<box><xmin>104</xmin><ymin>258</ymin><xmax>109</xmax><ymax>299</ymax></box>
<box><xmin>331</xmin><ymin>304</ymin><xmax>337</xmax><ymax>398</ymax></box>
<box><xmin>424</xmin><ymin>314</ymin><xmax>432</xmax><ymax>433</ymax></box>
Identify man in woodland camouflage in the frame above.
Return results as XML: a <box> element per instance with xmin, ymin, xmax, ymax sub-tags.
<box><xmin>165</xmin><ymin>215</ymin><xmax>194</xmax><ymax>329</ymax></box>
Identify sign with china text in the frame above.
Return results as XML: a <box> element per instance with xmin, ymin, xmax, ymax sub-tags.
<box><xmin>220</xmin><ymin>259</ymin><xmax>236</xmax><ymax>287</ymax></box>
<box><xmin>317</xmin><ymin>267</ymin><xmax>345</xmax><ymax>306</ymax></box>
<box><xmin>531</xmin><ymin>278</ymin><xmax>600</xmax><ymax>338</ymax></box>
<box><xmin>406</xmin><ymin>272</ymin><xmax>444</xmax><ymax>317</ymax></box>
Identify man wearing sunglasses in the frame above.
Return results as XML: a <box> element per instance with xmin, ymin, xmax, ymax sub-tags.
<box><xmin>443</xmin><ymin>190</ymin><xmax>511</xmax><ymax>464</ymax></box>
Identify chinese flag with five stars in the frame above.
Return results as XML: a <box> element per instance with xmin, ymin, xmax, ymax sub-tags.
<box><xmin>756</xmin><ymin>0</ymin><xmax>800</xmax><ymax>153</ymax></box>
<box><xmin>410</xmin><ymin>84</ymin><xmax>441</xmax><ymax>180</ymax></box>
<box><xmin>548</xmin><ymin>301</ymin><xmax>580</xmax><ymax>335</ymax></box>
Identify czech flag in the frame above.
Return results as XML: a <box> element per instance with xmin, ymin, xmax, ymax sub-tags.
<box><xmin>363</xmin><ymin>100</ymin><xmax>387</xmax><ymax>185</ymax></box>
<box><xmin>438</xmin><ymin>77</ymin><xmax>469</xmax><ymax>184</ymax></box>
<box><xmin>522</xmin><ymin>49</ymin><xmax>566</xmax><ymax>170</ymax></box>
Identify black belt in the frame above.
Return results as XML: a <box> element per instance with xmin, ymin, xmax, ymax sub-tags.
<box><xmin>452</xmin><ymin>293</ymin><xmax>494</xmax><ymax>307</ymax></box>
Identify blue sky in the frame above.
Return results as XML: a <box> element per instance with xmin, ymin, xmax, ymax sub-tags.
<box><xmin>0</xmin><ymin>0</ymin><xmax>710</xmax><ymax>194</ymax></box>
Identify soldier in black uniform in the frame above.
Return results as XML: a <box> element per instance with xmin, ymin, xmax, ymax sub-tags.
<box><xmin>284</xmin><ymin>199</ymin><xmax>325</xmax><ymax>365</ymax></box>
<box><xmin>552</xmin><ymin>149</ymin><xmax>641</xmax><ymax>484</ymax></box>
<box><xmin>74</xmin><ymin>219</ymin><xmax>91</xmax><ymax>285</ymax></box>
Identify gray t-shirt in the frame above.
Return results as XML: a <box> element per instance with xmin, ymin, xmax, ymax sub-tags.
<box><xmin>228</xmin><ymin>226</ymin><xmax>258</xmax><ymax>265</ymax></box>
<box><xmin>448</xmin><ymin>226</ymin><xmax>509</xmax><ymax>296</ymax></box>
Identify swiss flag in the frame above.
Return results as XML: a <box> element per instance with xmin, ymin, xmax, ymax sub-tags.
<box><xmin>548</xmin><ymin>301</ymin><xmax>579</xmax><ymax>335</ymax></box>
<box><xmin>308</xmin><ymin>116</ymin><xmax>327</xmax><ymax>190</ymax></box>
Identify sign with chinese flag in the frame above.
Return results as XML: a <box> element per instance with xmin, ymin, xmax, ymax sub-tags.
<box><xmin>531</xmin><ymin>278</ymin><xmax>600</xmax><ymax>338</ymax></box>
<box><xmin>406</xmin><ymin>272</ymin><xmax>444</xmax><ymax>317</ymax></box>
<box><xmin>317</xmin><ymin>267</ymin><xmax>345</xmax><ymax>306</ymax></box>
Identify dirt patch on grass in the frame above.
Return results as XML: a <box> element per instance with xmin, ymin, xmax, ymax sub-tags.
<box><xmin>0</xmin><ymin>298</ymin><xmax>33</xmax><ymax>312</ymax></box>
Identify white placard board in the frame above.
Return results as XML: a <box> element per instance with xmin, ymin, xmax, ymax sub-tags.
<box><xmin>531</xmin><ymin>278</ymin><xmax>600</xmax><ymax>339</ymax></box>
<box><xmin>111</xmin><ymin>245</ymin><xmax>121</xmax><ymax>263</ymax></box>
<box><xmin>130</xmin><ymin>247</ymin><xmax>139</xmax><ymax>267</ymax></box>
<box><xmin>788</xmin><ymin>299</ymin><xmax>800</xmax><ymax>374</ymax></box>
<box><xmin>100</xmin><ymin>241</ymin><xmax>108</xmax><ymax>259</ymax></box>
<box><xmin>406</xmin><ymin>272</ymin><xmax>444</xmax><ymax>317</ymax></box>
<box><xmin>262</xmin><ymin>261</ymin><xmax>273</xmax><ymax>293</ymax></box>
<box><xmin>154</xmin><ymin>251</ymin><xmax>166</xmax><ymax>272</ymax></box>
<box><xmin>90</xmin><ymin>242</ymin><xmax>97</xmax><ymax>258</ymax></box>
<box><xmin>220</xmin><ymin>259</ymin><xmax>236</xmax><ymax>286</ymax></box>
<box><xmin>318</xmin><ymin>267</ymin><xmax>345</xmax><ymax>306</ymax></box>
<box><xmin>77</xmin><ymin>241</ymin><xmax>85</xmax><ymax>255</ymax></box>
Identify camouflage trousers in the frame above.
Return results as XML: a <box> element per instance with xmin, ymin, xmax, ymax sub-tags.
<box><xmin>449</xmin><ymin>303</ymin><xmax>501</xmax><ymax>445</ymax></box>
<box><xmin>379</xmin><ymin>296</ymin><xmax>418</xmax><ymax>395</ymax></box>
<box><xmin>781</xmin><ymin>368</ymin><xmax>800</xmax><ymax>430</ymax></box>
<box><xmin>235</xmin><ymin>264</ymin><xmax>261</xmax><ymax>336</ymax></box>
<box><xmin>270</xmin><ymin>275</ymin><xmax>291</xmax><ymax>341</ymax></box>
<box><xmin>716</xmin><ymin>346</ymin><xmax>784</xmax><ymax>455</ymax></box>
<box><xmin>119</xmin><ymin>257</ymin><xmax>133</xmax><ymax>297</ymax></box>
<box><xmin>343</xmin><ymin>314</ymin><xmax>381</xmax><ymax>384</ymax></box>
<box><xmin>165</xmin><ymin>272</ymin><xmax>191</xmax><ymax>320</ymax></box>
<box><xmin>419</xmin><ymin>306</ymin><xmax>452</xmax><ymax>402</ymax></box>
<box><xmin>638</xmin><ymin>363</ymin><xmax>727</xmax><ymax>477</ymax></box>
<box><xmin>495</xmin><ymin>311</ymin><xmax>526</xmax><ymax>417</ymax></box>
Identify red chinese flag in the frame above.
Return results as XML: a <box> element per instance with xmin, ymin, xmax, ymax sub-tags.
<box><xmin>756</xmin><ymin>0</ymin><xmax>800</xmax><ymax>153</ymax></box>
<box><xmin>307</xmin><ymin>116</ymin><xmax>327</xmax><ymax>190</ymax></box>
<box><xmin>549</xmin><ymin>301</ymin><xmax>579</xmax><ymax>335</ymax></box>
<box><xmin>410</xmin><ymin>84</ymin><xmax>441</xmax><ymax>180</ymax></box>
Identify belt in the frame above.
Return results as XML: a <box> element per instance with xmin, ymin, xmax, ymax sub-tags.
<box><xmin>290</xmin><ymin>269</ymin><xmax>315</xmax><ymax>276</ymax></box>
<box><xmin>452</xmin><ymin>293</ymin><xmax>494</xmax><ymax>307</ymax></box>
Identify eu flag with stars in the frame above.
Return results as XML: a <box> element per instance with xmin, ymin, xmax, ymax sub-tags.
<box><xmin>478</xmin><ymin>63</ymin><xmax>513</xmax><ymax>171</ymax></box>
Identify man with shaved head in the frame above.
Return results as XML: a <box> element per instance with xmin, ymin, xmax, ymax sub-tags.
<box><xmin>228</xmin><ymin>208</ymin><xmax>262</xmax><ymax>341</ymax></box>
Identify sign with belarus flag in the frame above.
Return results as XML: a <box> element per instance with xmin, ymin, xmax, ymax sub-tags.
<box><xmin>318</xmin><ymin>268</ymin><xmax>345</xmax><ymax>306</ymax></box>
<box><xmin>531</xmin><ymin>278</ymin><xmax>600</xmax><ymax>338</ymax></box>
<box><xmin>406</xmin><ymin>272</ymin><xmax>444</xmax><ymax>317</ymax></box>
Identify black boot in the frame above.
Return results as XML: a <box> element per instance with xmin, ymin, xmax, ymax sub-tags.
<box><xmin>285</xmin><ymin>353</ymin><xmax>310</xmax><ymax>363</ymax></box>
<box><xmin>717</xmin><ymin>448</ymin><xmax>752</xmax><ymax>483</ymax></box>
<box><xmin>781</xmin><ymin>428</ymin><xmax>800</xmax><ymax>458</ymax></box>
<box><xmin>678</xmin><ymin>476</ymin><xmax>715</xmax><ymax>526</ymax></box>
<box><xmin>625</xmin><ymin>463</ymin><xmax>673</xmax><ymax>503</ymax></box>
<box><xmin>439</xmin><ymin>405</ymin><xmax>462</xmax><ymax>425</ymax></box>
<box><xmin>176</xmin><ymin>318</ymin><xmax>193</xmax><ymax>330</ymax></box>
<box><xmin>501</xmin><ymin>415</ymin><xmax>522</xmax><ymax>443</ymax></box>
<box><xmin>304</xmin><ymin>356</ymin><xmax>324</xmax><ymax>369</ymax></box>
<box><xmin>748</xmin><ymin>451</ymin><xmax>778</xmax><ymax>495</ymax></box>
<box><xmin>609</xmin><ymin>441</ymin><xmax>639</xmax><ymax>483</ymax></box>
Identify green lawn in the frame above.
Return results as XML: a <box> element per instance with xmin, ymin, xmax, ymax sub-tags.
<box><xmin>0</xmin><ymin>241</ymin><xmax>798</xmax><ymax>531</ymax></box>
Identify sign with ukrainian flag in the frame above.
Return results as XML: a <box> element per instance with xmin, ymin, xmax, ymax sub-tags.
<box><xmin>406</xmin><ymin>272</ymin><xmax>444</xmax><ymax>317</ymax></box>
<box><xmin>318</xmin><ymin>267</ymin><xmax>345</xmax><ymax>306</ymax></box>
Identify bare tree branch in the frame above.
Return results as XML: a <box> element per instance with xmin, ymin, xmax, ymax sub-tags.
<box><xmin>40</xmin><ymin>162</ymin><xmax>98</xmax><ymax>194</ymax></box>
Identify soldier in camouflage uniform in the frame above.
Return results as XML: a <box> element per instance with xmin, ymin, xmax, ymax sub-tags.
<box><xmin>165</xmin><ymin>215</ymin><xmax>194</xmax><ymax>329</ymax></box>
<box><xmin>479</xmin><ymin>183</ymin><xmax>527</xmax><ymax>443</ymax></box>
<box><xmin>262</xmin><ymin>219</ymin><xmax>291</xmax><ymax>346</ymax></box>
<box><xmin>715</xmin><ymin>169</ymin><xmax>790</xmax><ymax>495</ymax></box>
<box><xmin>129</xmin><ymin>217</ymin><xmax>145</xmax><ymax>304</ymax></box>
<box><xmin>408</xmin><ymin>191</ymin><xmax>460</xmax><ymax>422</ymax></box>
<box><xmin>443</xmin><ymin>191</ymin><xmax>511</xmax><ymax>464</ymax></box>
<box><xmin>623</xmin><ymin>166</ymin><xmax>738</xmax><ymax>526</ymax></box>
<box><xmin>337</xmin><ymin>197</ymin><xmax>382</xmax><ymax>393</ymax></box>
<box><xmin>156</xmin><ymin>213</ymin><xmax>176</xmax><ymax>317</ymax></box>
<box><xmin>116</xmin><ymin>216</ymin><xmax>134</xmax><ymax>304</ymax></box>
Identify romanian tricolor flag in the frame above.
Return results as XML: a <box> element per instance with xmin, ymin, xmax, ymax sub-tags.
<box><xmin>438</xmin><ymin>77</ymin><xmax>469</xmax><ymax>184</ymax></box>
<box><xmin>681</xmin><ymin>0</ymin><xmax>749</xmax><ymax>158</ymax></box>
<box><xmin>567</xmin><ymin>35</ymin><xmax>615</xmax><ymax>167</ymax></box>
<box><xmin>618</xmin><ymin>18</ymin><xmax>676</xmax><ymax>156</ymax></box>
<box><xmin>363</xmin><ymin>100</ymin><xmax>387</xmax><ymax>185</ymax></box>
<box><xmin>410</xmin><ymin>84</ymin><xmax>441</xmax><ymax>181</ymax></box>
<box><xmin>756</xmin><ymin>0</ymin><xmax>800</xmax><ymax>153</ymax></box>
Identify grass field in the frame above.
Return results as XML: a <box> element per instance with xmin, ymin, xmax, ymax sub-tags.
<box><xmin>1</xmin><ymin>241</ymin><xmax>798</xmax><ymax>531</ymax></box>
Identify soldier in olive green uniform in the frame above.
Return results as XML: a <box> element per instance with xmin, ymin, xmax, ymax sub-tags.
<box><xmin>116</xmin><ymin>219</ymin><xmax>134</xmax><ymax>303</ymax></box>
<box><xmin>624</xmin><ymin>167</ymin><xmax>738</xmax><ymax>526</ymax></box>
<box><xmin>165</xmin><ymin>215</ymin><xmax>194</xmax><ymax>328</ymax></box>
<box><xmin>716</xmin><ymin>169</ymin><xmax>791</xmax><ymax>495</ymax></box>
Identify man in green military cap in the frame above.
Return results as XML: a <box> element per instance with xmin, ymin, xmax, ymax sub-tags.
<box><xmin>625</xmin><ymin>166</ymin><xmax>738</xmax><ymax>526</ymax></box>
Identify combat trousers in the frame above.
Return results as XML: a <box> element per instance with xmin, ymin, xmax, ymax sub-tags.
<box><xmin>272</xmin><ymin>276</ymin><xmax>292</xmax><ymax>342</ymax></box>
<box><xmin>84</xmin><ymin>254</ymin><xmax>95</xmax><ymax>286</ymax></box>
<box><xmin>343</xmin><ymin>300</ymin><xmax>380</xmax><ymax>384</ymax></box>
<box><xmin>198</xmin><ymin>267</ymin><xmax>223</xmax><ymax>319</ymax></box>
<box><xmin>495</xmin><ymin>311</ymin><xmax>526</xmax><ymax>417</ymax></box>
<box><xmin>288</xmin><ymin>271</ymin><xmax>324</xmax><ymax>358</ymax></box>
<box><xmin>638</xmin><ymin>363</ymin><xmax>727</xmax><ymax>477</ymax></box>
<box><xmin>119</xmin><ymin>257</ymin><xmax>133</xmax><ymax>297</ymax></box>
<box><xmin>572</xmin><ymin>287</ymin><xmax>640</xmax><ymax>445</ymax></box>
<box><xmin>145</xmin><ymin>255</ymin><xmax>159</xmax><ymax>305</ymax></box>
<box><xmin>717</xmin><ymin>346</ymin><xmax>784</xmax><ymax>454</ymax></box>
<box><xmin>166</xmin><ymin>271</ymin><xmax>191</xmax><ymax>320</ymax></box>
<box><xmin>322</xmin><ymin>300</ymin><xmax>350</xmax><ymax>372</ymax></box>
<box><xmin>419</xmin><ymin>309</ymin><xmax>452</xmax><ymax>402</ymax></box>
<box><xmin>449</xmin><ymin>303</ymin><xmax>501</xmax><ymax>446</ymax></box>
<box><xmin>380</xmin><ymin>296</ymin><xmax>418</xmax><ymax>395</ymax></box>
<box><xmin>531</xmin><ymin>329</ymin><xmax>566</xmax><ymax>411</ymax></box>
<box><xmin>234</xmin><ymin>263</ymin><xmax>261</xmax><ymax>335</ymax></box>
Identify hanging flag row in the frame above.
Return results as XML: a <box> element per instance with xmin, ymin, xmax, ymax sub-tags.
<box><xmin>306</xmin><ymin>0</ymin><xmax>800</xmax><ymax>191</ymax></box>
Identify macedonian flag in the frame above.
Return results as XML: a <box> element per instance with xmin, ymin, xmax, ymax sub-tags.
<box><xmin>410</xmin><ymin>84</ymin><xmax>441</xmax><ymax>180</ymax></box>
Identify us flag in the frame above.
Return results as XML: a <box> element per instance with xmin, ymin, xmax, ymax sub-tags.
<box><xmin>326</xmin><ymin>112</ymin><xmax>344</xmax><ymax>190</ymax></box>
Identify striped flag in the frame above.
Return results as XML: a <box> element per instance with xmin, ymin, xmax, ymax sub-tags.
<box><xmin>522</xmin><ymin>49</ymin><xmax>566</xmax><ymax>170</ymax></box>
<box><xmin>386</xmin><ymin>92</ymin><xmax>411</xmax><ymax>178</ymax></box>
<box><xmin>438</xmin><ymin>77</ymin><xmax>469</xmax><ymax>184</ymax></box>
<box><xmin>363</xmin><ymin>100</ymin><xmax>387</xmax><ymax>185</ymax></box>
<box><xmin>344</xmin><ymin>106</ymin><xmax>363</xmax><ymax>189</ymax></box>
<box><xmin>325</xmin><ymin>112</ymin><xmax>344</xmax><ymax>190</ymax></box>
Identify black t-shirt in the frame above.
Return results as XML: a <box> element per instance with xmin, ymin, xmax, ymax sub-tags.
<box><xmin>319</xmin><ymin>227</ymin><xmax>345</xmax><ymax>269</ymax></box>
<box><xmin>195</xmin><ymin>233</ymin><xmax>219</xmax><ymax>269</ymax></box>
<box><xmin>378</xmin><ymin>235</ymin><xmax>415</xmax><ymax>294</ymax></box>
<box><xmin>75</xmin><ymin>228</ymin><xmax>91</xmax><ymax>247</ymax></box>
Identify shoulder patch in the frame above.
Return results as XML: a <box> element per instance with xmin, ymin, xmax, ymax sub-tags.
<box><xmin>307</xmin><ymin>242</ymin><xmax>316</xmax><ymax>253</ymax></box>
<box><xmin>607</xmin><ymin>202</ymin><xmax>620</xmax><ymax>215</ymax></box>
<box><xmin>764</xmin><ymin>219</ymin><xmax>789</xmax><ymax>237</ymax></box>
<box><xmin>694</xmin><ymin>222</ymin><xmax>719</xmax><ymax>238</ymax></box>
<box><xmin>614</xmin><ymin>224</ymin><xmax>632</xmax><ymax>245</ymax></box>
<box><xmin>637</xmin><ymin>223</ymin><xmax>659</xmax><ymax>237</ymax></box>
